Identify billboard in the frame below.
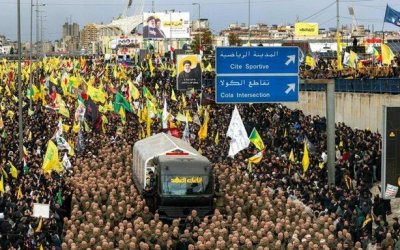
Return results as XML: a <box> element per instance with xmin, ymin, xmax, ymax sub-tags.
<box><xmin>295</xmin><ymin>22</ymin><xmax>319</xmax><ymax>37</ymax></box>
<box><xmin>143</xmin><ymin>12</ymin><xmax>190</xmax><ymax>39</ymax></box>
<box><xmin>176</xmin><ymin>54</ymin><xmax>202</xmax><ymax>90</ymax></box>
<box><xmin>382</xmin><ymin>106</ymin><xmax>400</xmax><ymax>198</ymax></box>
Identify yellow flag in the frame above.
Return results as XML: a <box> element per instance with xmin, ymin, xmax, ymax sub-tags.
<box><xmin>5</xmin><ymin>85</ymin><xmax>11</xmax><ymax>96</ymax></box>
<box><xmin>128</xmin><ymin>81</ymin><xmax>140</xmax><ymax>101</ymax></box>
<box><xmin>146</xmin><ymin>115</ymin><xmax>152</xmax><ymax>137</ymax></box>
<box><xmin>0</xmin><ymin>175</ymin><xmax>4</xmax><ymax>193</ymax></box>
<box><xmin>6</xmin><ymin>110</ymin><xmax>15</xmax><ymax>120</ymax></box>
<box><xmin>349</xmin><ymin>50</ymin><xmax>358</xmax><ymax>68</ymax></box>
<box><xmin>215</xmin><ymin>131</ymin><xmax>220</xmax><ymax>145</ymax></box>
<box><xmin>9</xmin><ymin>161</ymin><xmax>18</xmax><ymax>179</ymax></box>
<box><xmin>336</xmin><ymin>31</ymin><xmax>343</xmax><ymax>70</ymax></box>
<box><xmin>59</xmin><ymin>104</ymin><xmax>70</xmax><ymax>118</ymax></box>
<box><xmin>72</xmin><ymin>122</ymin><xmax>80</xmax><ymax>133</ymax></box>
<box><xmin>17</xmin><ymin>185</ymin><xmax>22</xmax><ymax>200</ymax></box>
<box><xmin>305</xmin><ymin>55</ymin><xmax>316</xmax><ymax>69</ymax></box>
<box><xmin>319</xmin><ymin>162</ymin><xmax>324</xmax><ymax>169</ymax></box>
<box><xmin>171</xmin><ymin>89</ymin><xmax>177</xmax><ymax>101</ymax></box>
<box><xmin>62</xmin><ymin>124</ymin><xmax>70</xmax><ymax>133</ymax></box>
<box><xmin>84</xmin><ymin>121</ymin><xmax>90</xmax><ymax>132</ymax></box>
<box><xmin>35</xmin><ymin>218</ymin><xmax>43</xmax><ymax>233</ymax></box>
<box><xmin>119</xmin><ymin>106</ymin><xmax>126</xmax><ymax>125</ymax></box>
<box><xmin>302</xmin><ymin>141</ymin><xmax>310</xmax><ymax>173</ymax></box>
<box><xmin>289</xmin><ymin>149</ymin><xmax>295</xmax><ymax>163</ymax></box>
<box><xmin>87</xmin><ymin>85</ymin><xmax>106</xmax><ymax>103</ymax></box>
<box><xmin>42</xmin><ymin>140</ymin><xmax>60</xmax><ymax>174</ymax></box>
<box><xmin>181</xmin><ymin>93</ymin><xmax>187</xmax><ymax>109</ymax></box>
<box><xmin>0</xmin><ymin>167</ymin><xmax>8</xmax><ymax>179</ymax></box>
<box><xmin>186</xmin><ymin>110</ymin><xmax>192</xmax><ymax>122</ymax></box>
<box><xmin>67</xmin><ymin>139</ymin><xmax>75</xmax><ymax>156</ymax></box>
<box><xmin>40</xmin><ymin>244</ymin><xmax>44</xmax><ymax>250</ymax></box>
<box><xmin>198</xmin><ymin>110</ymin><xmax>209</xmax><ymax>140</ymax></box>
<box><xmin>248</xmin><ymin>150</ymin><xmax>264</xmax><ymax>165</ymax></box>
<box><xmin>381</xmin><ymin>43</ymin><xmax>394</xmax><ymax>65</ymax></box>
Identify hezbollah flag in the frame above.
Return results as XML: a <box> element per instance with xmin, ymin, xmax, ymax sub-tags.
<box><xmin>128</xmin><ymin>81</ymin><xmax>140</xmax><ymax>101</ymax></box>
<box><xmin>0</xmin><ymin>175</ymin><xmax>4</xmax><ymax>193</ymax></box>
<box><xmin>248</xmin><ymin>150</ymin><xmax>264</xmax><ymax>165</ymax></box>
<box><xmin>249</xmin><ymin>128</ymin><xmax>265</xmax><ymax>150</ymax></box>
<box><xmin>305</xmin><ymin>55</ymin><xmax>316</xmax><ymax>69</ymax></box>
<box><xmin>381</xmin><ymin>43</ymin><xmax>394</xmax><ymax>65</ymax></box>
<box><xmin>87</xmin><ymin>85</ymin><xmax>106</xmax><ymax>103</ymax></box>
<box><xmin>302</xmin><ymin>141</ymin><xmax>310</xmax><ymax>173</ymax></box>
<box><xmin>8</xmin><ymin>161</ymin><xmax>18</xmax><ymax>179</ymax></box>
<box><xmin>289</xmin><ymin>149</ymin><xmax>295</xmax><ymax>163</ymax></box>
<box><xmin>198</xmin><ymin>109</ymin><xmax>210</xmax><ymax>140</ymax></box>
<box><xmin>42</xmin><ymin>140</ymin><xmax>62</xmax><ymax>174</ymax></box>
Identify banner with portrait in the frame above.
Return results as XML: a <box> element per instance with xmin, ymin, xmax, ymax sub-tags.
<box><xmin>143</xmin><ymin>12</ymin><xmax>190</xmax><ymax>39</ymax></box>
<box><xmin>176</xmin><ymin>54</ymin><xmax>202</xmax><ymax>90</ymax></box>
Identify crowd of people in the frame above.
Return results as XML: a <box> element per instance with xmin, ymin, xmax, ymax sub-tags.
<box><xmin>0</xmin><ymin>54</ymin><xmax>398</xmax><ymax>250</ymax></box>
<box><xmin>300</xmin><ymin>55</ymin><xmax>400</xmax><ymax>79</ymax></box>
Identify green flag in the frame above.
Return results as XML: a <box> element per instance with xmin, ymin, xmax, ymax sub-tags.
<box><xmin>113</xmin><ymin>92</ymin><xmax>133</xmax><ymax>113</ymax></box>
<box><xmin>57</xmin><ymin>189</ymin><xmax>63</xmax><ymax>205</ymax></box>
<box><xmin>249</xmin><ymin>128</ymin><xmax>265</xmax><ymax>150</ymax></box>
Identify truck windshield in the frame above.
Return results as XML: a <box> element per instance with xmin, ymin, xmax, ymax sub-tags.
<box><xmin>161</xmin><ymin>175</ymin><xmax>210</xmax><ymax>195</ymax></box>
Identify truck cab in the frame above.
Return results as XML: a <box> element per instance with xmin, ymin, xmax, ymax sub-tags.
<box><xmin>151</xmin><ymin>154</ymin><xmax>214</xmax><ymax>219</ymax></box>
<box><xmin>132</xmin><ymin>133</ymin><xmax>215</xmax><ymax>219</ymax></box>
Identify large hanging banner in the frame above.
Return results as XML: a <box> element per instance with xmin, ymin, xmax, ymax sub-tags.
<box><xmin>295</xmin><ymin>22</ymin><xmax>319</xmax><ymax>37</ymax></box>
<box><xmin>176</xmin><ymin>54</ymin><xmax>202</xmax><ymax>90</ymax></box>
<box><xmin>143</xmin><ymin>12</ymin><xmax>190</xmax><ymax>39</ymax></box>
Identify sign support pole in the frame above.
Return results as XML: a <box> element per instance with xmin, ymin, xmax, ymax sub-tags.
<box><xmin>301</xmin><ymin>79</ymin><xmax>335</xmax><ymax>185</ymax></box>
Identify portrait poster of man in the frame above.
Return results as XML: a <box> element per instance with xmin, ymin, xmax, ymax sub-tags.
<box><xmin>143</xmin><ymin>15</ymin><xmax>166</xmax><ymax>39</ymax></box>
<box><xmin>176</xmin><ymin>54</ymin><xmax>202</xmax><ymax>90</ymax></box>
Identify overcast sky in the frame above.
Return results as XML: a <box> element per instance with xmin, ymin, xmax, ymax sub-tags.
<box><xmin>0</xmin><ymin>0</ymin><xmax>398</xmax><ymax>42</ymax></box>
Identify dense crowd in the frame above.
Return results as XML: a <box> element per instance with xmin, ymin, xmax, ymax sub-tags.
<box><xmin>0</xmin><ymin>54</ymin><xmax>398</xmax><ymax>250</ymax></box>
<box><xmin>300</xmin><ymin>53</ymin><xmax>400</xmax><ymax>79</ymax></box>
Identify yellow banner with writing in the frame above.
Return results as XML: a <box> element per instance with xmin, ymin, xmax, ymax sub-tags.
<box><xmin>295</xmin><ymin>22</ymin><xmax>319</xmax><ymax>37</ymax></box>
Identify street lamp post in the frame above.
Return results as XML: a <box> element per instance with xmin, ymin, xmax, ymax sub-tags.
<box><xmin>168</xmin><ymin>9</ymin><xmax>175</xmax><ymax>56</ymax></box>
<box><xmin>248</xmin><ymin>0</ymin><xmax>251</xmax><ymax>45</ymax></box>
<box><xmin>29</xmin><ymin>0</ymin><xmax>33</xmax><ymax>109</ymax></box>
<box><xmin>192</xmin><ymin>3</ymin><xmax>201</xmax><ymax>53</ymax></box>
<box><xmin>17</xmin><ymin>0</ymin><xmax>23</xmax><ymax>161</ymax></box>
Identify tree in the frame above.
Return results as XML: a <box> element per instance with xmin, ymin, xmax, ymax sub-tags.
<box><xmin>228</xmin><ymin>33</ymin><xmax>242</xmax><ymax>46</ymax></box>
<box><xmin>191</xmin><ymin>29</ymin><xmax>213</xmax><ymax>55</ymax></box>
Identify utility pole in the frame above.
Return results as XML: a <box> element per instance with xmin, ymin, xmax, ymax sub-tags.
<box><xmin>34</xmin><ymin>1</ymin><xmax>45</xmax><ymax>57</ymax></box>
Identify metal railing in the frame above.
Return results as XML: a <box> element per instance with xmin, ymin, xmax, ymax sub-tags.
<box><xmin>300</xmin><ymin>78</ymin><xmax>400</xmax><ymax>94</ymax></box>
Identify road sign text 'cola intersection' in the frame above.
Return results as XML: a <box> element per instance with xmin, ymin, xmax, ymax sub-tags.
<box><xmin>215</xmin><ymin>47</ymin><xmax>299</xmax><ymax>103</ymax></box>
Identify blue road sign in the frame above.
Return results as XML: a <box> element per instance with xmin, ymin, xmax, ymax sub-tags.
<box><xmin>215</xmin><ymin>46</ymin><xmax>299</xmax><ymax>103</ymax></box>
<box><xmin>216</xmin><ymin>75</ymin><xmax>298</xmax><ymax>103</ymax></box>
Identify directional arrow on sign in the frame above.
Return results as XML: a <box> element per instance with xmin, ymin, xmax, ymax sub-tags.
<box><xmin>285</xmin><ymin>55</ymin><xmax>296</xmax><ymax>65</ymax></box>
<box><xmin>285</xmin><ymin>83</ymin><xmax>296</xmax><ymax>94</ymax></box>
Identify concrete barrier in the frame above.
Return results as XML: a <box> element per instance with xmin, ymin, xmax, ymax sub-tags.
<box><xmin>283</xmin><ymin>92</ymin><xmax>400</xmax><ymax>133</ymax></box>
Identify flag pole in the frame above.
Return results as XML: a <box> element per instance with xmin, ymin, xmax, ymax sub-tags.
<box><xmin>382</xmin><ymin>5</ymin><xmax>387</xmax><ymax>43</ymax></box>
